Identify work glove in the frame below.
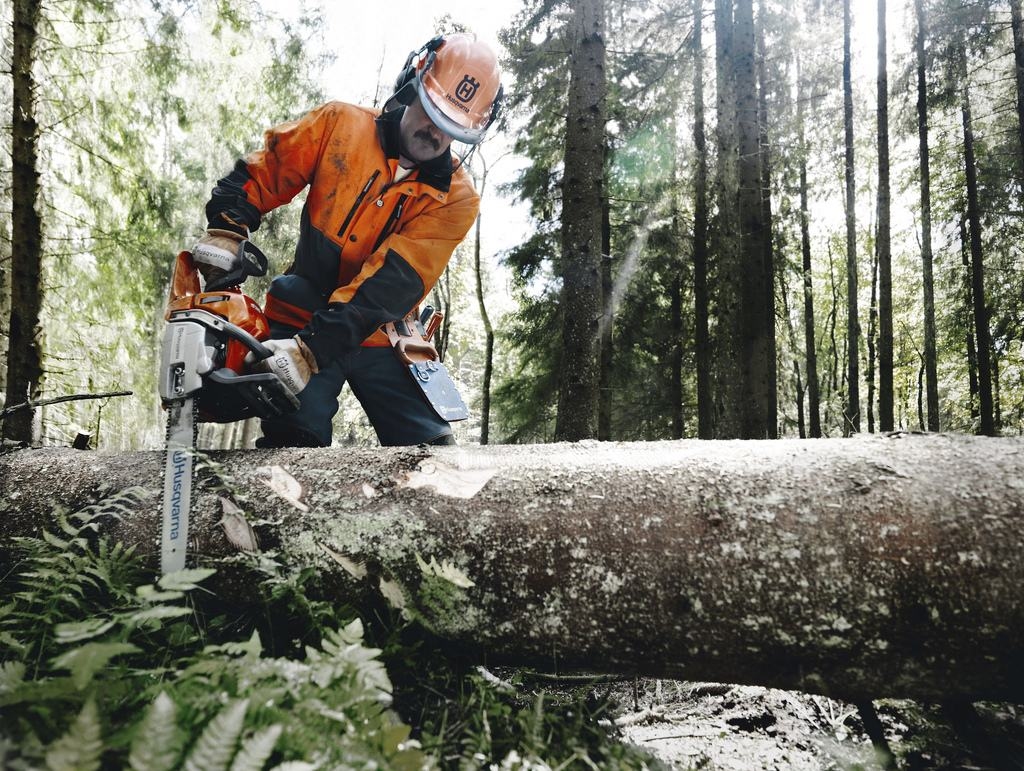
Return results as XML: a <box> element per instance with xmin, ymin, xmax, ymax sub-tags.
<box><xmin>192</xmin><ymin>228</ymin><xmax>245</xmax><ymax>285</ymax></box>
<box><xmin>245</xmin><ymin>336</ymin><xmax>319</xmax><ymax>396</ymax></box>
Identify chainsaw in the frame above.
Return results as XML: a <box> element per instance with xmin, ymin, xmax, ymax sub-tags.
<box><xmin>157</xmin><ymin>242</ymin><xmax>298</xmax><ymax>575</ymax></box>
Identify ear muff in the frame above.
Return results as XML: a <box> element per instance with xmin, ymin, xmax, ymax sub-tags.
<box><xmin>393</xmin><ymin>35</ymin><xmax>445</xmax><ymax>99</ymax></box>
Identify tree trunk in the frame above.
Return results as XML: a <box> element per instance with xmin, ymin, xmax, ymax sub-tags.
<box><xmin>598</xmin><ymin>203</ymin><xmax>612</xmax><ymax>441</ymax></box>
<box><xmin>960</xmin><ymin>48</ymin><xmax>996</xmax><ymax>436</ymax></box>
<box><xmin>797</xmin><ymin>58</ymin><xmax>822</xmax><ymax>439</ymax></box>
<box><xmin>867</xmin><ymin>241</ymin><xmax>879</xmax><ymax>433</ymax></box>
<box><xmin>843</xmin><ymin>0</ymin><xmax>861</xmax><ymax>435</ymax></box>
<box><xmin>4</xmin><ymin>0</ymin><xmax>44</xmax><ymax>444</ymax></box>
<box><xmin>714</xmin><ymin>0</ymin><xmax>739</xmax><ymax>438</ymax></box>
<box><xmin>555</xmin><ymin>0</ymin><xmax>606</xmax><ymax>442</ymax></box>
<box><xmin>472</xmin><ymin>162</ymin><xmax>494</xmax><ymax>445</ymax></box>
<box><xmin>670</xmin><ymin>189</ymin><xmax>685</xmax><ymax>440</ymax></box>
<box><xmin>915</xmin><ymin>0</ymin><xmax>940</xmax><ymax>432</ymax></box>
<box><xmin>3</xmin><ymin>436</ymin><xmax>1024</xmax><ymax>703</ymax></box>
<box><xmin>431</xmin><ymin>268</ymin><xmax>453</xmax><ymax>362</ymax></box>
<box><xmin>755</xmin><ymin>8</ymin><xmax>778</xmax><ymax>439</ymax></box>
<box><xmin>793</xmin><ymin>359</ymin><xmax>806</xmax><ymax>438</ymax></box>
<box><xmin>876</xmin><ymin>0</ymin><xmax>894</xmax><ymax>431</ymax></box>
<box><xmin>715</xmin><ymin>0</ymin><xmax>775</xmax><ymax>439</ymax></box>
<box><xmin>692</xmin><ymin>0</ymin><xmax>713</xmax><ymax>439</ymax></box>
<box><xmin>827</xmin><ymin>243</ymin><xmax>840</xmax><ymax>430</ymax></box>
<box><xmin>959</xmin><ymin>219</ymin><xmax>980</xmax><ymax>422</ymax></box>
<box><xmin>1012</xmin><ymin>0</ymin><xmax>1024</xmax><ymax>179</ymax></box>
<box><xmin>670</xmin><ymin>271</ymin><xmax>684</xmax><ymax>439</ymax></box>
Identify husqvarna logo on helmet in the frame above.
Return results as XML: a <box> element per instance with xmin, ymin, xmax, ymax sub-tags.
<box><xmin>456</xmin><ymin>75</ymin><xmax>480</xmax><ymax>102</ymax></box>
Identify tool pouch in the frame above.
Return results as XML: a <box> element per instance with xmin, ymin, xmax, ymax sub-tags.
<box><xmin>384</xmin><ymin>311</ymin><xmax>469</xmax><ymax>422</ymax></box>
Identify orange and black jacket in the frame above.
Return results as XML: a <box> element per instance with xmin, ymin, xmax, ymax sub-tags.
<box><xmin>205</xmin><ymin>102</ymin><xmax>480</xmax><ymax>367</ymax></box>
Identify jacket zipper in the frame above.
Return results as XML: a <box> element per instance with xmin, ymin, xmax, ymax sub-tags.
<box><xmin>337</xmin><ymin>170</ymin><xmax>381</xmax><ymax>239</ymax></box>
<box><xmin>372</xmin><ymin>194</ymin><xmax>409</xmax><ymax>253</ymax></box>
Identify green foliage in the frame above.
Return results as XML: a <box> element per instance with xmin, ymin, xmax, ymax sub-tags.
<box><xmin>16</xmin><ymin>0</ymin><xmax>329</xmax><ymax>450</ymax></box>
<box><xmin>0</xmin><ymin>493</ymin><xmax>655</xmax><ymax>769</ymax></box>
<box><xmin>128</xmin><ymin>692</ymin><xmax>182</xmax><ymax>771</ymax></box>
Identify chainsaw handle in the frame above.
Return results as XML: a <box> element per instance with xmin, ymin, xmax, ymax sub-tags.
<box><xmin>167</xmin><ymin>309</ymin><xmax>274</xmax><ymax>361</ymax></box>
<box><xmin>205</xmin><ymin>240</ymin><xmax>269</xmax><ymax>292</ymax></box>
<box><xmin>247</xmin><ymin>339</ymin><xmax>274</xmax><ymax>361</ymax></box>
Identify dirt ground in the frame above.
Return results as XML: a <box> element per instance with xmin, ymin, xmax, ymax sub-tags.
<box><xmin>604</xmin><ymin>679</ymin><xmax>1024</xmax><ymax>770</ymax></box>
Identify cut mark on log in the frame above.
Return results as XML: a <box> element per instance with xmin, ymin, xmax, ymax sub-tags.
<box><xmin>218</xmin><ymin>497</ymin><xmax>259</xmax><ymax>552</ymax></box>
<box><xmin>257</xmin><ymin>465</ymin><xmax>308</xmax><ymax>511</ymax></box>
<box><xmin>401</xmin><ymin>459</ymin><xmax>496</xmax><ymax>499</ymax></box>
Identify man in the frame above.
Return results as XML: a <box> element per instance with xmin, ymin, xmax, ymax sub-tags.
<box><xmin>191</xmin><ymin>34</ymin><xmax>503</xmax><ymax>448</ymax></box>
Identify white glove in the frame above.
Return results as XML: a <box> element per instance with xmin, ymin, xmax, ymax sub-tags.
<box><xmin>192</xmin><ymin>229</ymin><xmax>245</xmax><ymax>284</ymax></box>
<box><xmin>245</xmin><ymin>336</ymin><xmax>319</xmax><ymax>396</ymax></box>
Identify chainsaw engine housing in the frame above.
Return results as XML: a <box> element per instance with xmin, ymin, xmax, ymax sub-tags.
<box><xmin>160</xmin><ymin>250</ymin><xmax>298</xmax><ymax>423</ymax></box>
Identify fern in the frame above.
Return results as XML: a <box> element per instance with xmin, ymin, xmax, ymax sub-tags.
<box><xmin>52</xmin><ymin>641</ymin><xmax>139</xmax><ymax>690</ymax></box>
<box><xmin>229</xmin><ymin>724</ymin><xmax>283</xmax><ymax>771</ymax></box>
<box><xmin>1</xmin><ymin>488</ymin><xmax>649</xmax><ymax>769</ymax></box>
<box><xmin>0</xmin><ymin>660</ymin><xmax>26</xmax><ymax>695</ymax></box>
<box><xmin>128</xmin><ymin>692</ymin><xmax>182</xmax><ymax>771</ymax></box>
<box><xmin>43</xmin><ymin>698</ymin><xmax>103</xmax><ymax>771</ymax></box>
<box><xmin>184</xmin><ymin>698</ymin><xmax>249</xmax><ymax>771</ymax></box>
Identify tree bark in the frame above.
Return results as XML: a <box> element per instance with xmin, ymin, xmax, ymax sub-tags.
<box><xmin>754</xmin><ymin>8</ymin><xmax>778</xmax><ymax>439</ymax></box>
<box><xmin>797</xmin><ymin>57</ymin><xmax>822</xmax><ymax>439</ymax></box>
<box><xmin>867</xmin><ymin>240</ymin><xmax>879</xmax><ymax>433</ymax></box>
<box><xmin>472</xmin><ymin>161</ymin><xmax>494</xmax><ymax>445</ymax></box>
<box><xmin>915</xmin><ymin>0</ymin><xmax>940</xmax><ymax>432</ymax></box>
<box><xmin>5</xmin><ymin>0</ymin><xmax>44</xmax><ymax>443</ymax></box>
<box><xmin>598</xmin><ymin>202</ymin><xmax>612</xmax><ymax>441</ymax></box>
<box><xmin>876</xmin><ymin>0</ymin><xmax>894</xmax><ymax>431</ymax></box>
<box><xmin>715</xmin><ymin>0</ymin><xmax>775</xmax><ymax>439</ymax></box>
<box><xmin>3</xmin><ymin>435</ymin><xmax>1024</xmax><ymax>703</ymax></box>
<box><xmin>555</xmin><ymin>0</ymin><xmax>606</xmax><ymax>441</ymax></box>
<box><xmin>1012</xmin><ymin>0</ymin><xmax>1024</xmax><ymax>181</ymax></box>
<box><xmin>843</xmin><ymin>0</ymin><xmax>861</xmax><ymax>435</ymax></box>
<box><xmin>960</xmin><ymin>47</ymin><xmax>996</xmax><ymax>436</ymax></box>
<box><xmin>692</xmin><ymin>0</ymin><xmax>713</xmax><ymax>439</ymax></box>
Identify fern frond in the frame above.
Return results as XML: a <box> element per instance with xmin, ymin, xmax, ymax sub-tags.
<box><xmin>70</xmin><ymin>486</ymin><xmax>150</xmax><ymax>525</ymax></box>
<box><xmin>184</xmin><ymin>698</ymin><xmax>249</xmax><ymax>771</ymax></box>
<box><xmin>0</xmin><ymin>660</ymin><xmax>26</xmax><ymax>695</ymax></box>
<box><xmin>52</xmin><ymin>642</ymin><xmax>139</xmax><ymax>690</ymax></box>
<box><xmin>44</xmin><ymin>697</ymin><xmax>103</xmax><ymax>771</ymax></box>
<box><xmin>53</xmin><ymin>618</ymin><xmax>116</xmax><ymax>643</ymax></box>
<box><xmin>228</xmin><ymin>724</ymin><xmax>283</xmax><ymax>771</ymax></box>
<box><xmin>158</xmin><ymin>568</ymin><xmax>217</xmax><ymax>592</ymax></box>
<box><xmin>128</xmin><ymin>692</ymin><xmax>182</xmax><ymax>771</ymax></box>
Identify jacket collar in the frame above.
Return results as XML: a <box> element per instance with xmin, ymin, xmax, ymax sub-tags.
<box><xmin>376</xmin><ymin>108</ymin><xmax>455</xmax><ymax>193</ymax></box>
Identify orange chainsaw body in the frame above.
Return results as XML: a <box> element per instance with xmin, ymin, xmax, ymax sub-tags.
<box><xmin>166</xmin><ymin>250</ymin><xmax>271</xmax><ymax>373</ymax></box>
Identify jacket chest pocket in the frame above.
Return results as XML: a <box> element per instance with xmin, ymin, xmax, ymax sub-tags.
<box><xmin>341</xmin><ymin>190</ymin><xmax>410</xmax><ymax>256</ymax></box>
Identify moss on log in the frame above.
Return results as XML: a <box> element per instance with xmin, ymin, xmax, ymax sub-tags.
<box><xmin>2</xmin><ymin>433</ymin><xmax>1023</xmax><ymax>702</ymax></box>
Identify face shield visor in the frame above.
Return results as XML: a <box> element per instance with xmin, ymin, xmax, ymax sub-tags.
<box><xmin>415</xmin><ymin>69</ymin><xmax>493</xmax><ymax>145</ymax></box>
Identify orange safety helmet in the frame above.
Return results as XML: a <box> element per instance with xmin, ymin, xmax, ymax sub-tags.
<box><xmin>391</xmin><ymin>33</ymin><xmax>503</xmax><ymax>145</ymax></box>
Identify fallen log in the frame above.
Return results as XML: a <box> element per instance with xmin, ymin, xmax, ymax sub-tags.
<box><xmin>2</xmin><ymin>433</ymin><xmax>1022</xmax><ymax>703</ymax></box>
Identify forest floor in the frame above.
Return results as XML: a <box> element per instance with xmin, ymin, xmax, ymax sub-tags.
<box><xmin>600</xmin><ymin>678</ymin><xmax>1024</xmax><ymax>770</ymax></box>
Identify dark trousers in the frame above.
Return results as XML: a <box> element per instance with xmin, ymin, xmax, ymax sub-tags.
<box><xmin>259</xmin><ymin>275</ymin><xmax>453</xmax><ymax>447</ymax></box>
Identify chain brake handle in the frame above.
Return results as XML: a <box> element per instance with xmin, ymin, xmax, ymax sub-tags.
<box><xmin>204</xmin><ymin>239</ymin><xmax>269</xmax><ymax>292</ymax></box>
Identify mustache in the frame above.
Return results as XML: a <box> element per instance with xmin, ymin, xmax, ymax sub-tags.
<box><xmin>414</xmin><ymin>128</ymin><xmax>441</xmax><ymax>151</ymax></box>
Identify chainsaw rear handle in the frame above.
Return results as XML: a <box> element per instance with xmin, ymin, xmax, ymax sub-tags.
<box><xmin>204</xmin><ymin>240</ymin><xmax>269</xmax><ymax>292</ymax></box>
